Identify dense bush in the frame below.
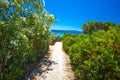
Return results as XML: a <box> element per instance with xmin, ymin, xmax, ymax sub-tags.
<box><xmin>63</xmin><ymin>22</ymin><xmax>120</xmax><ymax>80</ymax></box>
<box><xmin>0</xmin><ymin>0</ymin><xmax>55</xmax><ymax>79</ymax></box>
<box><xmin>49</xmin><ymin>35</ymin><xmax>62</xmax><ymax>45</ymax></box>
<box><xmin>82</xmin><ymin>21</ymin><xmax>115</xmax><ymax>34</ymax></box>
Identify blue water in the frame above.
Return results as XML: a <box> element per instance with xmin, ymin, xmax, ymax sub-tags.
<box><xmin>51</xmin><ymin>30</ymin><xmax>81</xmax><ymax>36</ymax></box>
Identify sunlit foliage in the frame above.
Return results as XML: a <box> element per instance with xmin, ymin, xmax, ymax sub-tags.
<box><xmin>0</xmin><ymin>0</ymin><xmax>55</xmax><ymax>79</ymax></box>
<box><xmin>63</xmin><ymin>22</ymin><xmax>120</xmax><ymax>80</ymax></box>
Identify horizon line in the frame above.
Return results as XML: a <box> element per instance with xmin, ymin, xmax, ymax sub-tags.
<box><xmin>50</xmin><ymin>29</ymin><xmax>82</xmax><ymax>32</ymax></box>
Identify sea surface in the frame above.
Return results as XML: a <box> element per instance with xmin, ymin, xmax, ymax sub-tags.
<box><xmin>51</xmin><ymin>30</ymin><xmax>81</xmax><ymax>36</ymax></box>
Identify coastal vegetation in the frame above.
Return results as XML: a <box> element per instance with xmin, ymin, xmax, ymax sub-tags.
<box><xmin>0</xmin><ymin>0</ymin><xmax>55</xmax><ymax>79</ymax></box>
<box><xmin>0</xmin><ymin>0</ymin><xmax>120</xmax><ymax>80</ymax></box>
<box><xmin>49</xmin><ymin>35</ymin><xmax>62</xmax><ymax>45</ymax></box>
<box><xmin>63</xmin><ymin>21</ymin><xmax>120</xmax><ymax>80</ymax></box>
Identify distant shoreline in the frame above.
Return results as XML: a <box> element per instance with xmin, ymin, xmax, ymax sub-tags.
<box><xmin>51</xmin><ymin>29</ymin><xmax>81</xmax><ymax>36</ymax></box>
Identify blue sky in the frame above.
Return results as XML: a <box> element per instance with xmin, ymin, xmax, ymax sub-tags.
<box><xmin>45</xmin><ymin>0</ymin><xmax>120</xmax><ymax>31</ymax></box>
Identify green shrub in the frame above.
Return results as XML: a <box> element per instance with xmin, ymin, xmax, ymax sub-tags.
<box><xmin>49</xmin><ymin>35</ymin><xmax>62</xmax><ymax>45</ymax></box>
<box><xmin>0</xmin><ymin>0</ymin><xmax>55</xmax><ymax>79</ymax></box>
<box><xmin>63</xmin><ymin>23</ymin><xmax>120</xmax><ymax>80</ymax></box>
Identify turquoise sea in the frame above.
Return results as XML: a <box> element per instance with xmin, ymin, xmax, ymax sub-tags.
<box><xmin>51</xmin><ymin>30</ymin><xmax>81</xmax><ymax>36</ymax></box>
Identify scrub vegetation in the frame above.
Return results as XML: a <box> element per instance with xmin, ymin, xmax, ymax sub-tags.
<box><xmin>0</xmin><ymin>0</ymin><xmax>55</xmax><ymax>79</ymax></box>
<box><xmin>63</xmin><ymin>21</ymin><xmax>120</xmax><ymax>80</ymax></box>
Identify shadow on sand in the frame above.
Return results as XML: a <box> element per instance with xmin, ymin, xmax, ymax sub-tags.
<box><xmin>22</xmin><ymin>52</ymin><xmax>57</xmax><ymax>80</ymax></box>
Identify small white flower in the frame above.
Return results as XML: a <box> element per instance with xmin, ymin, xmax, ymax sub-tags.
<box><xmin>22</xmin><ymin>17</ymin><xmax>26</xmax><ymax>21</ymax></box>
<box><xmin>0</xmin><ymin>21</ymin><xmax>4</xmax><ymax>25</ymax></box>
<box><xmin>23</xmin><ymin>35</ymin><xmax>26</xmax><ymax>39</ymax></box>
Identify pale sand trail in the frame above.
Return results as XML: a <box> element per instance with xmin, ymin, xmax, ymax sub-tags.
<box><xmin>28</xmin><ymin>42</ymin><xmax>75</xmax><ymax>80</ymax></box>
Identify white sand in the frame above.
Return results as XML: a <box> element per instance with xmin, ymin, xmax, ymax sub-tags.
<box><xmin>28</xmin><ymin>42</ymin><xmax>75</xmax><ymax>80</ymax></box>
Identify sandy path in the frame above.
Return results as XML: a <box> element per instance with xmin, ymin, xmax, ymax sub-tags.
<box><xmin>28</xmin><ymin>42</ymin><xmax>75</xmax><ymax>80</ymax></box>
